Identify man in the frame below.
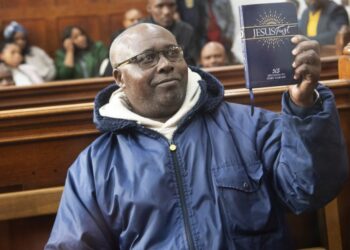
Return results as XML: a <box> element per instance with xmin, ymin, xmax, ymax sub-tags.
<box><xmin>102</xmin><ymin>8</ymin><xmax>144</xmax><ymax>76</ymax></box>
<box><xmin>46</xmin><ymin>23</ymin><xmax>348</xmax><ymax>249</ymax></box>
<box><xmin>200</xmin><ymin>41</ymin><xmax>228</xmax><ymax>68</ymax></box>
<box><xmin>142</xmin><ymin>0</ymin><xmax>198</xmax><ymax>65</ymax></box>
<box><xmin>300</xmin><ymin>0</ymin><xmax>349</xmax><ymax>45</ymax></box>
<box><xmin>176</xmin><ymin>0</ymin><xmax>235</xmax><ymax>63</ymax></box>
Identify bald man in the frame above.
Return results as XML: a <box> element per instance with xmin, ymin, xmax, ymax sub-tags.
<box><xmin>46</xmin><ymin>23</ymin><xmax>348</xmax><ymax>250</ymax></box>
<box><xmin>200</xmin><ymin>41</ymin><xmax>227</xmax><ymax>68</ymax></box>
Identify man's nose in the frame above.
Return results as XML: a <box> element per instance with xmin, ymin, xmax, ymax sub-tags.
<box><xmin>157</xmin><ymin>53</ymin><xmax>174</xmax><ymax>73</ymax></box>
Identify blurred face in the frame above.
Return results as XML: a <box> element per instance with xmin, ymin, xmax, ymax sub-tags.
<box><xmin>70</xmin><ymin>27</ymin><xmax>88</xmax><ymax>49</ymax></box>
<box><xmin>200</xmin><ymin>43</ymin><xmax>227</xmax><ymax>68</ymax></box>
<box><xmin>0</xmin><ymin>43</ymin><xmax>23</xmax><ymax>68</ymax></box>
<box><xmin>13</xmin><ymin>31</ymin><xmax>27</xmax><ymax>50</ymax></box>
<box><xmin>113</xmin><ymin>25</ymin><xmax>188</xmax><ymax>121</ymax></box>
<box><xmin>123</xmin><ymin>9</ymin><xmax>143</xmax><ymax>28</ymax></box>
<box><xmin>305</xmin><ymin>0</ymin><xmax>327</xmax><ymax>11</ymax></box>
<box><xmin>147</xmin><ymin>0</ymin><xmax>177</xmax><ymax>27</ymax></box>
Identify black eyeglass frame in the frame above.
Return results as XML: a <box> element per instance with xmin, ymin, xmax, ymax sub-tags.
<box><xmin>113</xmin><ymin>45</ymin><xmax>184</xmax><ymax>69</ymax></box>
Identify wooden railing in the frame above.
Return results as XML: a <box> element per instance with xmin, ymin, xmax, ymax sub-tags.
<box><xmin>0</xmin><ymin>78</ymin><xmax>349</xmax><ymax>250</ymax></box>
<box><xmin>0</xmin><ymin>56</ymin><xmax>339</xmax><ymax>110</ymax></box>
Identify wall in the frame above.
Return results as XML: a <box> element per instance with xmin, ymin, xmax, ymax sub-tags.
<box><xmin>0</xmin><ymin>0</ymin><xmax>148</xmax><ymax>57</ymax></box>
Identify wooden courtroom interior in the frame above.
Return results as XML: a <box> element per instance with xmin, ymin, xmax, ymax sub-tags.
<box><xmin>0</xmin><ymin>77</ymin><xmax>349</xmax><ymax>250</ymax></box>
<box><xmin>0</xmin><ymin>1</ymin><xmax>350</xmax><ymax>249</ymax></box>
<box><xmin>0</xmin><ymin>55</ymin><xmax>339</xmax><ymax>110</ymax></box>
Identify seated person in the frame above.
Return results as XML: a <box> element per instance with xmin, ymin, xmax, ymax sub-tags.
<box><xmin>141</xmin><ymin>0</ymin><xmax>198</xmax><ymax>65</ymax></box>
<box><xmin>45</xmin><ymin>23</ymin><xmax>348</xmax><ymax>249</ymax></box>
<box><xmin>0</xmin><ymin>40</ymin><xmax>43</xmax><ymax>86</ymax></box>
<box><xmin>0</xmin><ymin>63</ymin><xmax>15</xmax><ymax>87</ymax></box>
<box><xmin>111</xmin><ymin>8</ymin><xmax>144</xmax><ymax>41</ymax></box>
<box><xmin>299</xmin><ymin>0</ymin><xmax>349</xmax><ymax>45</ymax></box>
<box><xmin>200</xmin><ymin>41</ymin><xmax>228</xmax><ymax>68</ymax></box>
<box><xmin>55</xmin><ymin>26</ymin><xmax>108</xmax><ymax>80</ymax></box>
<box><xmin>3</xmin><ymin>21</ymin><xmax>56</xmax><ymax>81</ymax></box>
<box><xmin>102</xmin><ymin>8</ymin><xmax>144</xmax><ymax>76</ymax></box>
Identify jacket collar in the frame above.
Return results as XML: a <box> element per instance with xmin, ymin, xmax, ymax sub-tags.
<box><xmin>93</xmin><ymin>66</ymin><xmax>224</xmax><ymax>133</ymax></box>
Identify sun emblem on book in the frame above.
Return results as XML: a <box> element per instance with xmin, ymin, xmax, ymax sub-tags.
<box><xmin>256</xmin><ymin>10</ymin><xmax>287</xmax><ymax>49</ymax></box>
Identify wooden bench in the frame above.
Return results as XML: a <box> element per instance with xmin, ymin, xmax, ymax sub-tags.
<box><xmin>0</xmin><ymin>56</ymin><xmax>339</xmax><ymax>110</ymax></box>
<box><xmin>0</xmin><ymin>79</ymin><xmax>349</xmax><ymax>250</ymax></box>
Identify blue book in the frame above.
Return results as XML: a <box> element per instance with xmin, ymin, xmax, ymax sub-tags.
<box><xmin>239</xmin><ymin>2</ymin><xmax>300</xmax><ymax>89</ymax></box>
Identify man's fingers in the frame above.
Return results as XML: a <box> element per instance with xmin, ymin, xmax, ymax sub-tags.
<box><xmin>292</xmin><ymin>38</ymin><xmax>320</xmax><ymax>56</ymax></box>
<box><xmin>293</xmin><ymin>49</ymin><xmax>321</xmax><ymax>69</ymax></box>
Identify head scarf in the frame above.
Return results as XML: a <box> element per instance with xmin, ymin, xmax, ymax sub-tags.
<box><xmin>3</xmin><ymin>21</ymin><xmax>27</xmax><ymax>39</ymax></box>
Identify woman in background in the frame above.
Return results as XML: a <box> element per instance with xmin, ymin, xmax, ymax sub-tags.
<box><xmin>3</xmin><ymin>21</ymin><xmax>56</xmax><ymax>81</ymax></box>
<box><xmin>0</xmin><ymin>40</ymin><xmax>43</xmax><ymax>86</ymax></box>
<box><xmin>55</xmin><ymin>26</ymin><xmax>108</xmax><ymax>80</ymax></box>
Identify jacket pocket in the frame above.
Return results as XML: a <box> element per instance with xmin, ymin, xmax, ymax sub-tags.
<box><xmin>213</xmin><ymin>162</ymin><xmax>277</xmax><ymax>238</ymax></box>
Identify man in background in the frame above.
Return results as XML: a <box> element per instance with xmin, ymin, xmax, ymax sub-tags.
<box><xmin>200</xmin><ymin>41</ymin><xmax>228</xmax><ymax>68</ymax></box>
<box><xmin>142</xmin><ymin>0</ymin><xmax>198</xmax><ymax>65</ymax></box>
<box><xmin>299</xmin><ymin>0</ymin><xmax>349</xmax><ymax>44</ymax></box>
<box><xmin>102</xmin><ymin>8</ymin><xmax>144</xmax><ymax>76</ymax></box>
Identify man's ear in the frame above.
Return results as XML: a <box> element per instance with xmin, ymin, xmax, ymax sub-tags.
<box><xmin>113</xmin><ymin>69</ymin><xmax>124</xmax><ymax>88</ymax></box>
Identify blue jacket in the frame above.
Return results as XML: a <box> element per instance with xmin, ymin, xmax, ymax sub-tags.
<box><xmin>46</xmin><ymin>67</ymin><xmax>348</xmax><ymax>250</ymax></box>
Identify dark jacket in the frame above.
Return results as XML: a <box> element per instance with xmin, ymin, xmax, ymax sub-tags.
<box><xmin>141</xmin><ymin>17</ymin><xmax>198</xmax><ymax>65</ymax></box>
<box><xmin>46</xmin><ymin>67</ymin><xmax>348</xmax><ymax>249</ymax></box>
<box><xmin>299</xmin><ymin>0</ymin><xmax>349</xmax><ymax>45</ymax></box>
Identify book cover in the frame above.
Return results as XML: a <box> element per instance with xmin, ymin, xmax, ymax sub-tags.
<box><xmin>239</xmin><ymin>2</ymin><xmax>300</xmax><ymax>89</ymax></box>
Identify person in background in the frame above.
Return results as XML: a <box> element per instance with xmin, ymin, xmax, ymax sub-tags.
<box><xmin>55</xmin><ymin>26</ymin><xmax>108</xmax><ymax>80</ymax></box>
<box><xmin>0</xmin><ymin>63</ymin><xmax>15</xmax><ymax>87</ymax></box>
<box><xmin>176</xmin><ymin>0</ymin><xmax>207</xmax><ymax>54</ymax></box>
<box><xmin>200</xmin><ymin>41</ymin><xmax>229</xmax><ymax>67</ymax></box>
<box><xmin>45</xmin><ymin>23</ymin><xmax>348</xmax><ymax>249</ymax></box>
<box><xmin>299</xmin><ymin>0</ymin><xmax>349</xmax><ymax>45</ymax></box>
<box><xmin>3</xmin><ymin>21</ymin><xmax>56</xmax><ymax>81</ymax></box>
<box><xmin>111</xmin><ymin>8</ymin><xmax>144</xmax><ymax>42</ymax></box>
<box><xmin>205</xmin><ymin>0</ymin><xmax>235</xmax><ymax>63</ymax></box>
<box><xmin>287</xmin><ymin>0</ymin><xmax>300</xmax><ymax>14</ymax></box>
<box><xmin>0</xmin><ymin>40</ymin><xmax>43</xmax><ymax>86</ymax></box>
<box><xmin>142</xmin><ymin>0</ymin><xmax>198</xmax><ymax>65</ymax></box>
<box><xmin>102</xmin><ymin>8</ymin><xmax>144</xmax><ymax>76</ymax></box>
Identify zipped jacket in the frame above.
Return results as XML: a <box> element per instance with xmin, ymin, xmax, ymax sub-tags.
<box><xmin>46</xmin><ymin>67</ymin><xmax>348</xmax><ymax>250</ymax></box>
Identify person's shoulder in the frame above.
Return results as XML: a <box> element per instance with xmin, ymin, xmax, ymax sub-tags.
<box><xmin>18</xmin><ymin>63</ymin><xmax>37</xmax><ymax>71</ymax></box>
<box><xmin>176</xmin><ymin>20</ymin><xmax>194</xmax><ymax>31</ymax></box>
<box><xmin>29</xmin><ymin>46</ymin><xmax>45</xmax><ymax>53</ymax></box>
<box><xmin>94</xmin><ymin>41</ymin><xmax>107</xmax><ymax>49</ymax></box>
<box><xmin>327</xmin><ymin>1</ymin><xmax>347</xmax><ymax>13</ymax></box>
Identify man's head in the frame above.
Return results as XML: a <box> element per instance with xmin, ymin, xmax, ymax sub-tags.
<box><xmin>200</xmin><ymin>42</ymin><xmax>227</xmax><ymax>68</ymax></box>
<box><xmin>147</xmin><ymin>0</ymin><xmax>177</xmax><ymax>28</ymax></box>
<box><xmin>110</xmin><ymin>23</ymin><xmax>188</xmax><ymax>122</ymax></box>
<box><xmin>123</xmin><ymin>8</ymin><xmax>144</xmax><ymax>28</ymax></box>
<box><xmin>305</xmin><ymin>0</ymin><xmax>329</xmax><ymax>11</ymax></box>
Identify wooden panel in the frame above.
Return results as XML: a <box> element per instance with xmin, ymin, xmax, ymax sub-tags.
<box><xmin>57</xmin><ymin>16</ymin><xmax>102</xmax><ymax>43</ymax></box>
<box><xmin>0</xmin><ymin>56</ymin><xmax>339</xmax><ymax>111</ymax></box>
<box><xmin>0</xmin><ymin>187</ymin><xmax>63</xmax><ymax>221</ymax></box>
<box><xmin>0</xmin><ymin>79</ymin><xmax>348</xmax><ymax>250</ymax></box>
<box><xmin>0</xmin><ymin>0</ymin><xmax>148</xmax><ymax>56</ymax></box>
<box><xmin>0</xmin><ymin>103</ymin><xmax>99</xmax><ymax>192</ymax></box>
<box><xmin>0</xmin><ymin>215</ymin><xmax>55</xmax><ymax>250</ymax></box>
<box><xmin>2</xmin><ymin>19</ymin><xmax>49</xmax><ymax>53</ymax></box>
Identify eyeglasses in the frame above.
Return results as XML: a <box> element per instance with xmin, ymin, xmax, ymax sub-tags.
<box><xmin>114</xmin><ymin>45</ymin><xmax>183</xmax><ymax>70</ymax></box>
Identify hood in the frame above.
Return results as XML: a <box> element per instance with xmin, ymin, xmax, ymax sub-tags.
<box><xmin>93</xmin><ymin>66</ymin><xmax>224</xmax><ymax>133</ymax></box>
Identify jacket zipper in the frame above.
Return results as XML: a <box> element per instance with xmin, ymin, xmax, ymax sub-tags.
<box><xmin>169</xmin><ymin>143</ymin><xmax>196</xmax><ymax>250</ymax></box>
